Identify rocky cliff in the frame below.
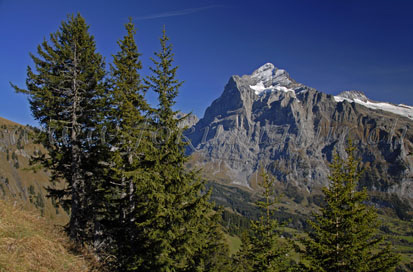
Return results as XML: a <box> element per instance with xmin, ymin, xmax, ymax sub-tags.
<box><xmin>186</xmin><ymin>63</ymin><xmax>413</xmax><ymax>204</ymax></box>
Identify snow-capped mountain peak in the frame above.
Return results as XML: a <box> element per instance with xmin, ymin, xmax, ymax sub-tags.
<box><xmin>249</xmin><ymin>63</ymin><xmax>294</xmax><ymax>95</ymax></box>
<box><xmin>251</xmin><ymin>63</ymin><xmax>290</xmax><ymax>83</ymax></box>
<box><xmin>248</xmin><ymin>65</ymin><xmax>413</xmax><ymax>120</ymax></box>
<box><xmin>251</xmin><ymin>62</ymin><xmax>275</xmax><ymax>79</ymax></box>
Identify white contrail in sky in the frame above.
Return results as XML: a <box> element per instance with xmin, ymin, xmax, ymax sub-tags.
<box><xmin>133</xmin><ymin>5</ymin><xmax>222</xmax><ymax>20</ymax></box>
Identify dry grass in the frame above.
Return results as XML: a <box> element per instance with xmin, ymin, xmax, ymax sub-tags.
<box><xmin>0</xmin><ymin>119</ymin><xmax>69</xmax><ymax>225</ymax></box>
<box><xmin>0</xmin><ymin>117</ymin><xmax>20</xmax><ymax>127</ymax></box>
<box><xmin>0</xmin><ymin>200</ymin><xmax>99</xmax><ymax>272</ymax></box>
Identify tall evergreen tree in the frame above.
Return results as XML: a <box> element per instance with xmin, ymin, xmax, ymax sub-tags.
<box><xmin>125</xmin><ymin>27</ymin><xmax>229</xmax><ymax>272</ymax></box>
<box><xmin>12</xmin><ymin>14</ymin><xmax>106</xmax><ymax>243</ymax></box>
<box><xmin>233</xmin><ymin>168</ymin><xmax>291</xmax><ymax>272</ymax></box>
<box><xmin>95</xmin><ymin>18</ymin><xmax>151</xmax><ymax>269</ymax></box>
<box><xmin>301</xmin><ymin>141</ymin><xmax>400</xmax><ymax>272</ymax></box>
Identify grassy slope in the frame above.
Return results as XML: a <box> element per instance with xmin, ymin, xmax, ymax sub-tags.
<box><xmin>0</xmin><ymin>117</ymin><xmax>20</xmax><ymax>126</ymax></box>
<box><xmin>0</xmin><ymin>118</ymin><xmax>68</xmax><ymax>225</ymax></box>
<box><xmin>0</xmin><ymin>200</ymin><xmax>98</xmax><ymax>272</ymax></box>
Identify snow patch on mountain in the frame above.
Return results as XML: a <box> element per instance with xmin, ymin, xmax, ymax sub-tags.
<box><xmin>334</xmin><ymin>91</ymin><xmax>413</xmax><ymax>120</ymax></box>
<box><xmin>250</xmin><ymin>82</ymin><xmax>295</xmax><ymax>96</ymax></box>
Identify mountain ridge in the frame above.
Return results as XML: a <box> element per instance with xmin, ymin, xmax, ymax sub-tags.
<box><xmin>186</xmin><ymin>63</ymin><xmax>413</xmax><ymax>205</ymax></box>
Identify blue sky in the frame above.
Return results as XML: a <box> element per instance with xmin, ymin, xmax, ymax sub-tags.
<box><xmin>1</xmin><ymin>0</ymin><xmax>412</xmax><ymax>125</ymax></box>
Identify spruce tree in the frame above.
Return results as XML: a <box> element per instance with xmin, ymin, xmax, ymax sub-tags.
<box><xmin>12</xmin><ymin>14</ymin><xmax>106</xmax><ymax>243</ymax></box>
<box><xmin>126</xmin><ymin>27</ymin><xmax>229</xmax><ymax>272</ymax></box>
<box><xmin>95</xmin><ymin>18</ymin><xmax>152</xmax><ymax>269</ymax></box>
<box><xmin>301</xmin><ymin>141</ymin><xmax>400</xmax><ymax>272</ymax></box>
<box><xmin>233</xmin><ymin>168</ymin><xmax>291</xmax><ymax>272</ymax></box>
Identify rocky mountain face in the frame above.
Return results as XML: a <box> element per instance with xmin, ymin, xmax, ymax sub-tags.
<box><xmin>176</xmin><ymin>112</ymin><xmax>199</xmax><ymax>128</ymax></box>
<box><xmin>186</xmin><ymin>63</ymin><xmax>413</xmax><ymax>204</ymax></box>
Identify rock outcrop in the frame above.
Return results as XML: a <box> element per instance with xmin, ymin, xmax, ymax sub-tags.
<box><xmin>176</xmin><ymin>112</ymin><xmax>199</xmax><ymax>128</ymax></box>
